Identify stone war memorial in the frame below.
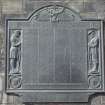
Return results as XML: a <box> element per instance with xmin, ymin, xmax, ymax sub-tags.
<box><xmin>5</xmin><ymin>2</ymin><xmax>105</xmax><ymax>104</ymax></box>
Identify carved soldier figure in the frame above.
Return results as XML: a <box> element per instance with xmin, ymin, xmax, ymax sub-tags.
<box><xmin>88</xmin><ymin>29</ymin><xmax>99</xmax><ymax>74</ymax></box>
<box><xmin>10</xmin><ymin>30</ymin><xmax>21</xmax><ymax>74</ymax></box>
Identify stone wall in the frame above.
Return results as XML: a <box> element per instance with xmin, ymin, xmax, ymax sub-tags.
<box><xmin>0</xmin><ymin>0</ymin><xmax>105</xmax><ymax>105</ymax></box>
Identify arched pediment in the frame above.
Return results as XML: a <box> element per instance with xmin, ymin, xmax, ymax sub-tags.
<box><xmin>29</xmin><ymin>5</ymin><xmax>82</xmax><ymax>22</ymax></box>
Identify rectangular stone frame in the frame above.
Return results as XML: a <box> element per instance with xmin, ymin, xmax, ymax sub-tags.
<box><xmin>5</xmin><ymin>4</ymin><xmax>105</xmax><ymax>102</ymax></box>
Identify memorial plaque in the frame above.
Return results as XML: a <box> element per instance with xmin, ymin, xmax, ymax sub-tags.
<box><xmin>5</xmin><ymin>5</ymin><xmax>105</xmax><ymax>102</ymax></box>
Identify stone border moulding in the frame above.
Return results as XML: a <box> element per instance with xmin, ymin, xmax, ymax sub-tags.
<box><xmin>5</xmin><ymin>4</ymin><xmax>105</xmax><ymax>102</ymax></box>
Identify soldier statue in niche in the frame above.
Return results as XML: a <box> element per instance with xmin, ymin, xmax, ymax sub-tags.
<box><xmin>88</xmin><ymin>29</ymin><xmax>99</xmax><ymax>74</ymax></box>
<box><xmin>9</xmin><ymin>30</ymin><xmax>21</xmax><ymax>74</ymax></box>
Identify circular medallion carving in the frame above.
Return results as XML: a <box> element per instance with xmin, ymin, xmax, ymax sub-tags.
<box><xmin>88</xmin><ymin>75</ymin><xmax>101</xmax><ymax>89</ymax></box>
<box><xmin>9</xmin><ymin>75</ymin><xmax>22</xmax><ymax>89</ymax></box>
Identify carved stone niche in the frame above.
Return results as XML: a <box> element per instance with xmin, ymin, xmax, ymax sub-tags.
<box><xmin>5</xmin><ymin>5</ymin><xmax>105</xmax><ymax>102</ymax></box>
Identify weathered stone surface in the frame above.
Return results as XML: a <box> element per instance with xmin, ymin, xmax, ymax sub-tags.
<box><xmin>5</xmin><ymin>3</ymin><xmax>105</xmax><ymax>103</ymax></box>
<box><xmin>64</xmin><ymin>0</ymin><xmax>84</xmax><ymax>13</ymax></box>
<box><xmin>25</xmin><ymin>103</ymin><xmax>89</xmax><ymax>105</ymax></box>
<box><xmin>101</xmin><ymin>96</ymin><xmax>105</xmax><ymax>105</ymax></box>
<box><xmin>91</xmin><ymin>95</ymin><xmax>102</xmax><ymax>105</ymax></box>
<box><xmin>1</xmin><ymin>0</ymin><xmax>24</xmax><ymax>14</ymax></box>
<box><xmin>0</xmin><ymin>0</ymin><xmax>105</xmax><ymax>105</ymax></box>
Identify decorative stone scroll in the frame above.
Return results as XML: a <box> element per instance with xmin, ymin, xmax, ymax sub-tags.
<box><xmin>45</xmin><ymin>5</ymin><xmax>65</xmax><ymax>22</ymax></box>
<box><xmin>8</xmin><ymin>30</ymin><xmax>22</xmax><ymax>89</ymax></box>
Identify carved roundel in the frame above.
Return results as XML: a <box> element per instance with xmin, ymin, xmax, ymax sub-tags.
<box><xmin>9</xmin><ymin>75</ymin><xmax>22</xmax><ymax>89</ymax></box>
<box><xmin>88</xmin><ymin>75</ymin><xmax>101</xmax><ymax>89</ymax></box>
